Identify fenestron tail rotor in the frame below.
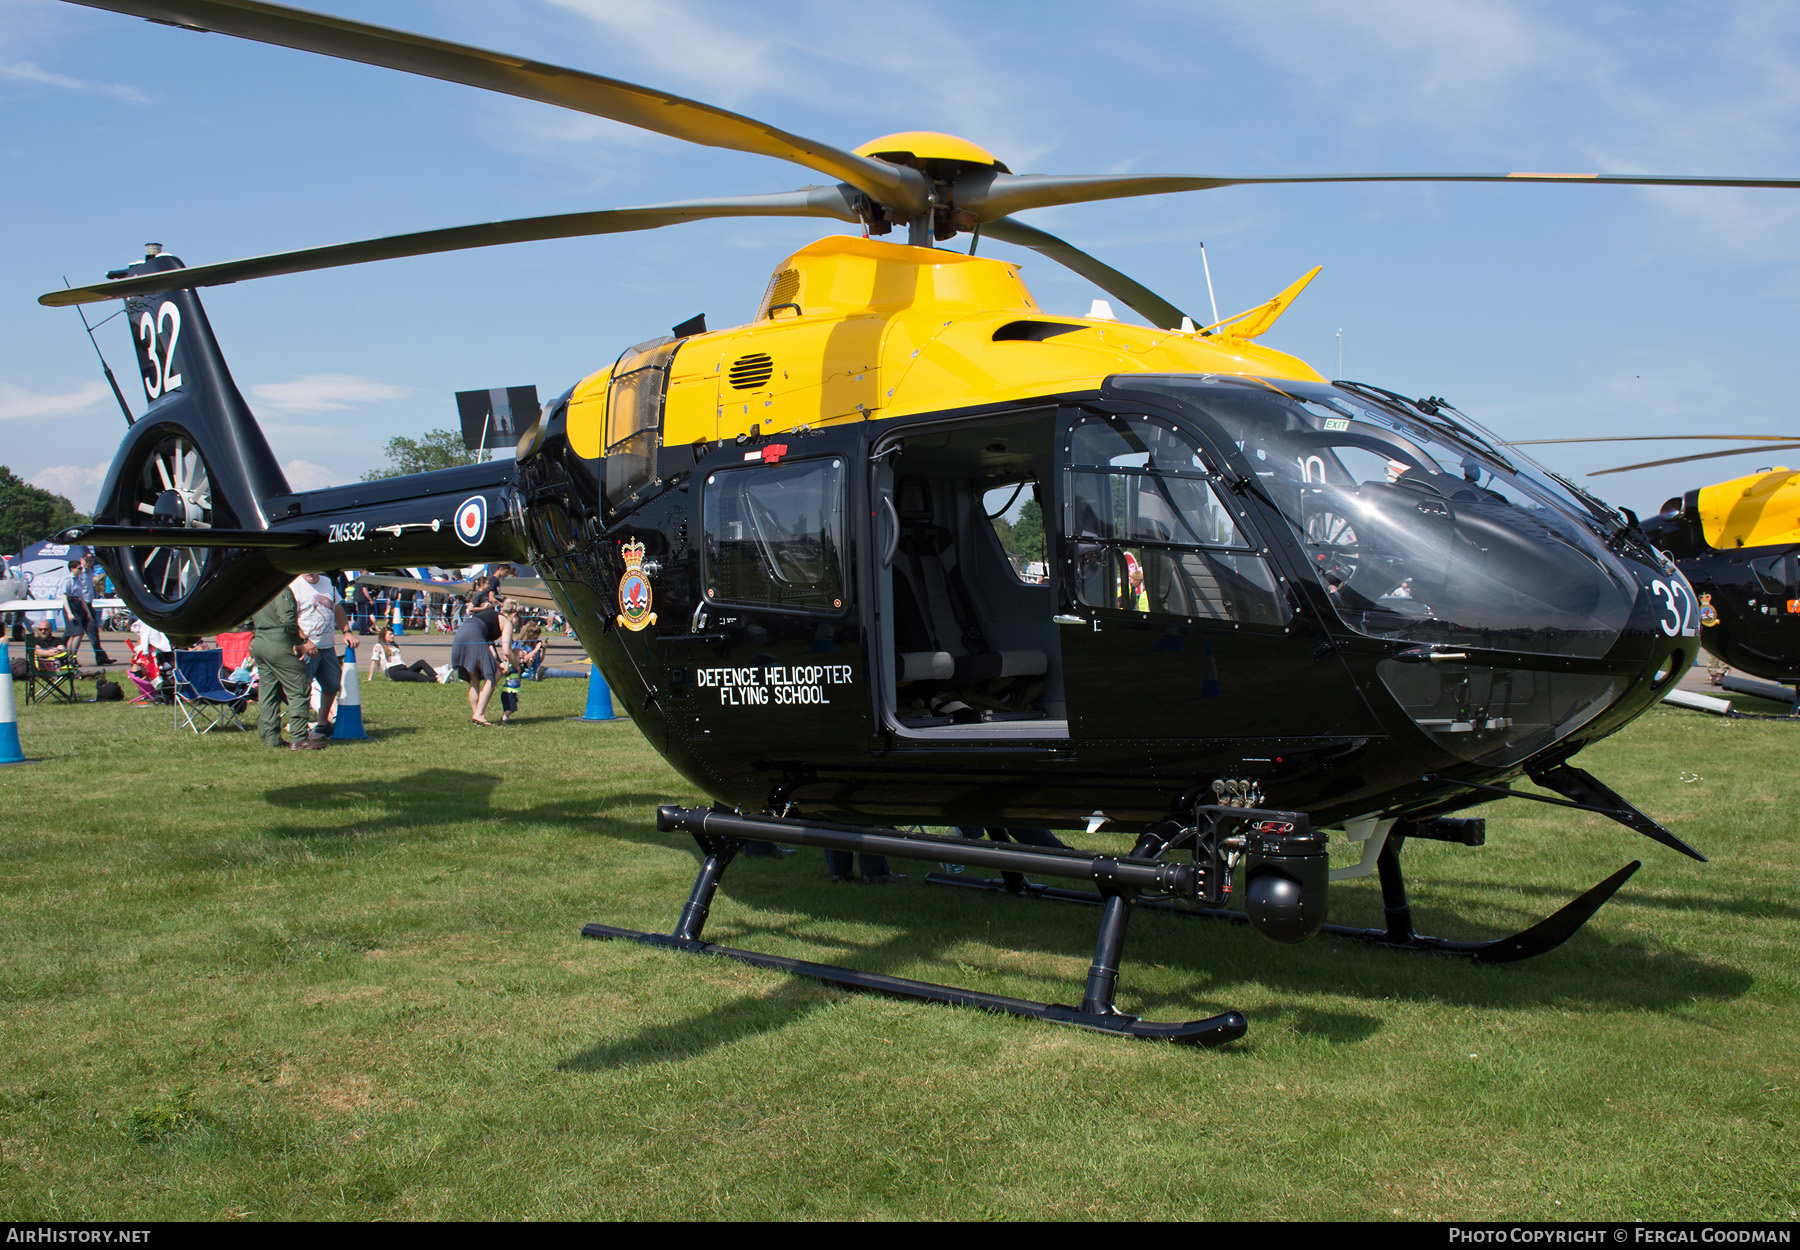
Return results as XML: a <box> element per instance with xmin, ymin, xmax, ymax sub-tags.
<box><xmin>125</xmin><ymin>432</ymin><xmax>216</xmax><ymax>609</ymax></box>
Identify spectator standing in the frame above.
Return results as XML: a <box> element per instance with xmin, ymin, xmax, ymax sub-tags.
<box><xmin>351</xmin><ymin>583</ymin><xmax>374</xmax><ymax>636</ymax></box>
<box><xmin>824</xmin><ymin>847</ymin><xmax>903</xmax><ymax>885</ymax></box>
<box><xmin>499</xmin><ymin>666</ymin><xmax>521</xmax><ymax>724</ymax></box>
<box><xmin>450</xmin><ymin>596</ymin><xmax>521</xmax><ymax>726</ymax></box>
<box><xmin>291</xmin><ymin>572</ymin><xmax>348</xmax><ymax>736</ymax></box>
<box><xmin>468</xmin><ymin>576</ymin><xmax>495</xmax><ymax>612</ymax></box>
<box><xmin>469</xmin><ymin>563</ymin><xmax>516</xmax><ymax>613</ymax></box>
<box><xmin>62</xmin><ymin>553</ymin><xmax>113</xmax><ymax>666</ymax></box>
<box><xmin>250</xmin><ymin>586</ymin><xmax>324</xmax><ymax>750</ymax></box>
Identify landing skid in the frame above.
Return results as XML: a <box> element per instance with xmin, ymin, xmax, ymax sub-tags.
<box><xmin>927</xmin><ymin>836</ymin><xmax>1641</xmax><ymax>965</ymax></box>
<box><xmin>582</xmin><ymin>923</ymin><xmax>1246</xmax><ymax>1044</ymax></box>
<box><xmin>580</xmin><ymin>807</ymin><xmax>1253</xmax><ymax>1046</ymax></box>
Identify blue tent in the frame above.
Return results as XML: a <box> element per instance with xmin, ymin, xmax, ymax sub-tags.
<box><xmin>14</xmin><ymin>539</ymin><xmax>89</xmax><ymax>625</ymax></box>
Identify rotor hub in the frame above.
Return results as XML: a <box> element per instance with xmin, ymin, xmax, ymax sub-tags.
<box><xmin>152</xmin><ymin>487</ymin><xmax>205</xmax><ymax>529</ymax></box>
<box><xmin>853</xmin><ymin>132</ymin><xmax>1009</xmax><ymax>177</ymax></box>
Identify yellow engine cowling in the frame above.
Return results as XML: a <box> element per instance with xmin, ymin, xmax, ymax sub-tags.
<box><xmin>567</xmin><ymin>235</ymin><xmax>1325</xmax><ymax>461</ymax></box>
<box><xmin>1696</xmin><ymin>467</ymin><xmax>1800</xmax><ymax>550</ymax></box>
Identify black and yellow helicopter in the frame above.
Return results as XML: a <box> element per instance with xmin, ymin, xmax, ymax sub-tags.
<box><xmin>1509</xmin><ymin>435</ymin><xmax>1800</xmax><ymax>690</ymax></box>
<box><xmin>41</xmin><ymin>0</ymin><xmax>1800</xmax><ymax>1045</ymax></box>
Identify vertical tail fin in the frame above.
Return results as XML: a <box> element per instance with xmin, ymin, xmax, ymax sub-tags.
<box><xmin>98</xmin><ymin>249</ymin><xmax>291</xmax><ymax>529</ymax></box>
<box><xmin>86</xmin><ymin>250</ymin><xmax>295</xmax><ymax>633</ymax></box>
<box><xmin>76</xmin><ymin>248</ymin><xmax>525</xmax><ymax>639</ymax></box>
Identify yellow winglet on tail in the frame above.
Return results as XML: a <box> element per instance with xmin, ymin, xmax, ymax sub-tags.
<box><xmin>1202</xmin><ymin>266</ymin><xmax>1322</xmax><ymax>341</ymax></box>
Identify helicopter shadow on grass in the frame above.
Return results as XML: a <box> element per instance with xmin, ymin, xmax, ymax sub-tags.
<box><xmin>559</xmin><ymin>850</ymin><xmax>1752</xmax><ymax>1068</ymax></box>
<box><xmin>237</xmin><ymin>770</ymin><xmax>1752</xmax><ymax>1060</ymax></box>
<box><xmin>1375</xmin><ymin>867</ymin><xmax>1800</xmax><ymax>925</ymax></box>
<box><xmin>254</xmin><ymin>765</ymin><xmax>680</xmax><ymax>845</ymax></box>
<box><xmin>1324</xmin><ymin>860</ymin><xmax>1800</xmax><ymax>929</ymax></box>
<box><xmin>1107</xmin><ymin>867</ymin><xmax>1755</xmax><ymax>1026</ymax></box>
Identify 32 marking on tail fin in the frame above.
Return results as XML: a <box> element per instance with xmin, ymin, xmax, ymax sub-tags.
<box><xmin>133</xmin><ymin>300</ymin><xmax>183</xmax><ymax>399</ymax></box>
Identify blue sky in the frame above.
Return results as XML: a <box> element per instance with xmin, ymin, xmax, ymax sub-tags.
<box><xmin>4</xmin><ymin>0</ymin><xmax>1800</xmax><ymax>520</ymax></box>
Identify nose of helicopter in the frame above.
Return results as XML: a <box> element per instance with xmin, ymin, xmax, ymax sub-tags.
<box><xmin>1367</xmin><ymin>540</ymin><xmax>1697</xmax><ymax>771</ymax></box>
<box><xmin>1545</xmin><ymin>546</ymin><xmax>1700</xmax><ymax>752</ymax></box>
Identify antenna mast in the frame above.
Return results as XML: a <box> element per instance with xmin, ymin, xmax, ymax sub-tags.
<box><xmin>1199</xmin><ymin>243</ymin><xmax>1221</xmax><ymax>328</ymax></box>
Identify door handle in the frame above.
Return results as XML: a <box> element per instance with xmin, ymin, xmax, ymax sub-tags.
<box><xmin>881</xmin><ymin>493</ymin><xmax>900</xmax><ymax>568</ymax></box>
<box><xmin>1052</xmin><ymin>615</ymin><xmax>1083</xmax><ymax>625</ymax></box>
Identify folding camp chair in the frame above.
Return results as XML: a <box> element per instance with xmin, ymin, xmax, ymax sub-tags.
<box><xmin>126</xmin><ymin>646</ymin><xmax>170</xmax><ymax>704</ymax></box>
<box><xmin>24</xmin><ymin>636</ymin><xmax>78</xmax><ymax>705</ymax></box>
<box><xmin>217</xmin><ymin>630</ymin><xmax>253</xmax><ymax>675</ymax></box>
<box><xmin>128</xmin><ymin>670</ymin><xmax>163</xmax><ymax>705</ymax></box>
<box><xmin>170</xmin><ymin>648</ymin><xmax>250</xmax><ymax>733</ymax></box>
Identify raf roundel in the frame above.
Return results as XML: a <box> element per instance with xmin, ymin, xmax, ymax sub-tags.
<box><xmin>454</xmin><ymin>495</ymin><xmax>488</xmax><ymax>547</ymax></box>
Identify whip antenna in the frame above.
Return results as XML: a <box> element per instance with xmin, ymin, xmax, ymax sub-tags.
<box><xmin>64</xmin><ymin>277</ymin><xmax>134</xmax><ymax>427</ymax></box>
<box><xmin>1199</xmin><ymin>242</ymin><xmax>1221</xmax><ymax>328</ymax></box>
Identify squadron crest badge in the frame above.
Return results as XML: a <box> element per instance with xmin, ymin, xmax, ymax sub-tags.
<box><xmin>1700</xmin><ymin>593</ymin><xmax>1719</xmax><ymax>627</ymax></box>
<box><xmin>617</xmin><ymin>538</ymin><xmax>656</xmax><ymax>631</ymax></box>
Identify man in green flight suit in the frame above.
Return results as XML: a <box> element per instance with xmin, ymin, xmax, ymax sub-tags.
<box><xmin>251</xmin><ymin>584</ymin><xmax>326</xmax><ymax>751</ymax></box>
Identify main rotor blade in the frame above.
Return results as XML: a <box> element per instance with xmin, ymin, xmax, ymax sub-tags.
<box><xmin>64</xmin><ymin>0</ymin><xmax>929</xmax><ymax>213</ymax></box>
<box><xmin>982</xmin><ymin>217</ymin><xmax>1190</xmax><ymax>331</ymax></box>
<box><xmin>40</xmin><ymin>187</ymin><xmax>861</xmax><ymax>307</ymax></box>
<box><xmin>1591</xmin><ymin>443</ymin><xmax>1800</xmax><ymax>476</ymax></box>
<box><xmin>958</xmin><ymin>170</ymin><xmax>1800</xmax><ymax>221</ymax></box>
<box><xmin>1514</xmin><ymin>435</ymin><xmax>1800</xmax><ymax>445</ymax></box>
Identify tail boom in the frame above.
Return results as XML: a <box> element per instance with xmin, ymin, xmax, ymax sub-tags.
<box><xmin>77</xmin><ymin>460</ymin><xmax>526</xmax><ymax>637</ymax></box>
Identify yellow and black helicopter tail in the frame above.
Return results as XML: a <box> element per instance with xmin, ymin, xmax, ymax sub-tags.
<box><xmin>62</xmin><ymin>249</ymin><xmax>527</xmax><ymax>640</ymax></box>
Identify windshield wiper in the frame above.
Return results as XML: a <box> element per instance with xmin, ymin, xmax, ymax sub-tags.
<box><xmin>1333</xmin><ymin>381</ymin><xmax>1517</xmax><ymax>471</ymax></box>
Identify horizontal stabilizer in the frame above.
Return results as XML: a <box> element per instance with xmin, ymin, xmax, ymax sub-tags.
<box><xmin>59</xmin><ymin>524</ymin><xmax>319</xmax><ymax>550</ymax></box>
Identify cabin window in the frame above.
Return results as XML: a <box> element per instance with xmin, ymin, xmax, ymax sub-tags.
<box><xmin>603</xmin><ymin>338</ymin><xmax>677</xmax><ymax>511</ymax></box>
<box><xmin>983</xmin><ymin>480</ymin><xmax>1049</xmax><ymax>584</ymax></box>
<box><xmin>1064</xmin><ymin>412</ymin><xmax>1287</xmax><ymax>625</ymax></box>
<box><xmin>703</xmin><ymin>458</ymin><xmax>847</xmax><ymax>614</ymax></box>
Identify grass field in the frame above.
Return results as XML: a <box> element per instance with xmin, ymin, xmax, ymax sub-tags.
<box><xmin>0</xmin><ymin>675</ymin><xmax>1795</xmax><ymax>1220</ymax></box>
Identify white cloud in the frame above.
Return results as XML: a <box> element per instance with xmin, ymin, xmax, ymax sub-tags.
<box><xmin>281</xmin><ymin>459</ymin><xmax>338</xmax><ymax>491</ymax></box>
<box><xmin>508</xmin><ymin>1</ymin><xmax>1048</xmax><ymax>174</ymax></box>
<box><xmin>544</xmin><ymin>0</ymin><xmax>782</xmax><ymax>104</ymax></box>
<box><xmin>249</xmin><ymin>374</ymin><xmax>412</xmax><ymax>413</ymax></box>
<box><xmin>28</xmin><ymin>462</ymin><xmax>107</xmax><ymax>512</ymax></box>
<box><xmin>1206</xmin><ymin>0</ymin><xmax>1587</xmax><ymax>128</ymax></box>
<box><xmin>0</xmin><ymin>380</ymin><xmax>108</xmax><ymax>421</ymax></box>
<box><xmin>0</xmin><ymin>59</ymin><xmax>149</xmax><ymax>104</ymax></box>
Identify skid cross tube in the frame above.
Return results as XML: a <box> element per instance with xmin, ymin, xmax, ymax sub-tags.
<box><xmin>580</xmin><ymin>806</ymin><xmax>1249</xmax><ymax>1045</ymax></box>
<box><xmin>653</xmin><ymin>804</ymin><xmax>1203</xmax><ymax>897</ymax></box>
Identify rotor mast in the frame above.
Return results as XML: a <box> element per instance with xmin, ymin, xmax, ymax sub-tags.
<box><xmin>851</xmin><ymin>132</ymin><xmax>1012</xmax><ymax>251</ymax></box>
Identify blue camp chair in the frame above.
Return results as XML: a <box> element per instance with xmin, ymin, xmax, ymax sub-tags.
<box><xmin>170</xmin><ymin>648</ymin><xmax>250</xmax><ymax>733</ymax></box>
